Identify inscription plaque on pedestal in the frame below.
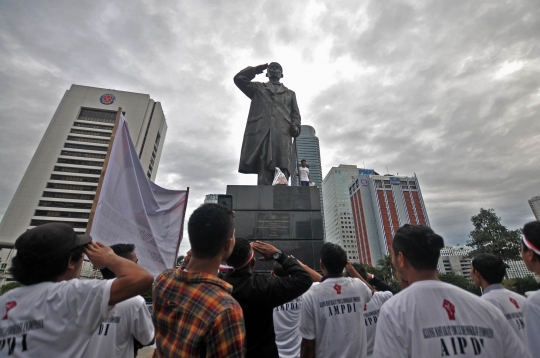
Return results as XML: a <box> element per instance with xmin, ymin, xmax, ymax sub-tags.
<box><xmin>256</xmin><ymin>213</ymin><xmax>291</xmax><ymax>238</ymax></box>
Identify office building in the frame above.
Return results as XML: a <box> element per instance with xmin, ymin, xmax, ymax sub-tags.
<box><xmin>529</xmin><ymin>195</ymin><xmax>540</xmax><ymax>221</ymax></box>
<box><xmin>438</xmin><ymin>245</ymin><xmax>472</xmax><ymax>279</ymax></box>
<box><xmin>349</xmin><ymin>172</ymin><xmax>430</xmax><ymax>265</ymax></box>
<box><xmin>0</xmin><ymin>85</ymin><xmax>168</xmax><ymax>277</ymax></box>
<box><xmin>322</xmin><ymin>165</ymin><xmax>362</xmax><ymax>261</ymax></box>
<box><xmin>292</xmin><ymin>125</ymin><xmax>324</xmax><ymax>234</ymax></box>
<box><xmin>204</xmin><ymin>194</ymin><xmax>220</xmax><ymax>204</ymax></box>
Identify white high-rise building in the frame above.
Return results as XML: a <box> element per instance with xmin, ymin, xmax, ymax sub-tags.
<box><xmin>322</xmin><ymin>164</ymin><xmax>360</xmax><ymax>261</ymax></box>
<box><xmin>529</xmin><ymin>195</ymin><xmax>540</xmax><ymax>221</ymax></box>
<box><xmin>0</xmin><ymin>85</ymin><xmax>168</xmax><ymax>274</ymax></box>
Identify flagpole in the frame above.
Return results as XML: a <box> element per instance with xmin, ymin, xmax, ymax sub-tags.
<box><xmin>174</xmin><ymin>187</ymin><xmax>190</xmax><ymax>268</ymax></box>
<box><xmin>77</xmin><ymin>107</ymin><xmax>122</xmax><ymax>278</ymax></box>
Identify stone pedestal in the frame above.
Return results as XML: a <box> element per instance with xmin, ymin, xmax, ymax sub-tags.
<box><xmin>226</xmin><ymin>185</ymin><xmax>324</xmax><ymax>272</ymax></box>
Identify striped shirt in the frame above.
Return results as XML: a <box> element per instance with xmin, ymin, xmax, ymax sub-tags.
<box><xmin>153</xmin><ymin>269</ymin><xmax>245</xmax><ymax>357</ymax></box>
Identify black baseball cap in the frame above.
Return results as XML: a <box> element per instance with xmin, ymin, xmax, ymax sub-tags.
<box><xmin>15</xmin><ymin>223</ymin><xmax>92</xmax><ymax>260</ymax></box>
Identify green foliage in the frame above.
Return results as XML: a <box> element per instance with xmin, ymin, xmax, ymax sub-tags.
<box><xmin>0</xmin><ymin>282</ymin><xmax>22</xmax><ymax>295</ymax></box>
<box><xmin>362</xmin><ymin>255</ymin><xmax>401</xmax><ymax>293</ymax></box>
<box><xmin>176</xmin><ymin>255</ymin><xmax>186</xmax><ymax>267</ymax></box>
<box><xmin>142</xmin><ymin>287</ymin><xmax>153</xmax><ymax>303</ymax></box>
<box><xmin>466</xmin><ymin>208</ymin><xmax>522</xmax><ymax>261</ymax></box>
<box><xmin>439</xmin><ymin>273</ymin><xmax>481</xmax><ymax>296</ymax></box>
<box><xmin>513</xmin><ymin>276</ymin><xmax>539</xmax><ymax>295</ymax></box>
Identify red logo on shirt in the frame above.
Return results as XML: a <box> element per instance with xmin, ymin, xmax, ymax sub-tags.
<box><xmin>2</xmin><ymin>301</ymin><xmax>16</xmax><ymax>320</ymax></box>
<box><xmin>333</xmin><ymin>284</ymin><xmax>342</xmax><ymax>294</ymax></box>
<box><xmin>442</xmin><ymin>299</ymin><xmax>455</xmax><ymax>320</ymax></box>
<box><xmin>509</xmin><ymin>297</ymin><xmax>519</xmax><ymax>309</ymax></box>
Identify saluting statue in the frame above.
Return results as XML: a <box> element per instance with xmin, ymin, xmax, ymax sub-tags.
<box><xmin>234</xmin><ymin>62</ymin><xmax>301</xmax><ymax>185</ymax></box>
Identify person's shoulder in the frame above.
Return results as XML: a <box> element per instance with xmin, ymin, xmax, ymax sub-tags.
<box><xmin>525</xmin><ymin>289</ymin><xmax>540</xmax><ymax>306</ymax></box>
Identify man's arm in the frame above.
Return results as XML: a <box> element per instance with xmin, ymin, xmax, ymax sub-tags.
<box><xmin>208</xmin><ymin>307</ymin><xmax>246</xmax><ymax>358</ymax></box>
<box><xmin>233</xmin><ymin>64</ymin><xmax>267</xmax><ymax>99</ymax></box>
<box><xmin>292</xmin><ymin>256</ymin><xmax>322</xmax><ymax>282</ymax></box>
<box><xmin>368</xmin><ymin>274</ymin><xmax>395</xmax><ymax>293</ymax></box>
<box><xmin>345</xmin><ymin>260</ymin><xmax>374</xmax><ymax>293</ymax></box>
<box><xmin>301</xmin><ymin>338</ymin><xmax>315</xmax><ymax>358</ymax></box>
<box><xmin>85</xmin><ymin>242</ymin><xmax>154</xmax><ymax>306</ymax></box>
<box><xmin>252</xmin><ymin>241</ymin><xmax>312</xmax><ymax>307</ymax></box>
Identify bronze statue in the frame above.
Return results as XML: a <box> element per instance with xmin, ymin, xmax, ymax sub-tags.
<box><xmin>234</xmin><ymin>62</ymin><xmax>301</xmax><ymax>185</ymax></box>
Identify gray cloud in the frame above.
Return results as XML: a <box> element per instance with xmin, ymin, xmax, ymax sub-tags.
<box><xmin>0</xmin><ymin>0</ymin><xmax>538</xmax><ymax>254</ymax></box>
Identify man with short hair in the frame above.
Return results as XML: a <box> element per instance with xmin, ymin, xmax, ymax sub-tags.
<box><xmin>153</xmin><ymin>204</ymin><xmax>245</xmax><ymax>357</ymax></box>
<box><xmin>373</xmin><ymin>225</ymin><xmax>530</xmax><ymax>358</ymax></box>
<box><xmin>471</xmin><ymin>253</ymin><xmax>526</xmax><ymax>341</ymax></box>
<box><xmin>299</xmin><ymin>243</ymin><xmax>372</xmax><ymax>358</ymax></box>
<box><xmin>345</xmin><ymin>263</ymin><xmax>393</xmax><ymax>358</ymax></box>
<box><xmin>0</xmin><ymin>223</ymin><xmax>154</xmax><ymax>358</ymax></box>
<box><xmin>521</xmin><ymin>220</ymin><xmax>540</xmax><ymax>356</ymax></box>
<box><xmin>85</xmin><ymin>243</ymin><xmax>155</xmax><ymax>358</ymax></box>
<box><xmin>297</xmin><ymin>159</ymin><xmax>310</xmax><ymax>186</ymax></box>
<box><xmin>223</xmin><ymin>238</ymin><xmax>312</xmax><ymax>358</ymax></box>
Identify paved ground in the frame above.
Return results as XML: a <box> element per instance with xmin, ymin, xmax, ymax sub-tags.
<box><xmin>138</xmin><ymin>346</ymin><xmax>155</xmax><ymax>358</ymax></box>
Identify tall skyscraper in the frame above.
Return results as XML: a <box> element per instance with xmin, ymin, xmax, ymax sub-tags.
<box><xmin>529</xmin><ymin>195</ymin><xmax>540</xmax><ymax>221</ymax></box>
<box><xmin>0</xmin><ymin>85</ymin><xmax>168</xmax><ymax>251</ymax></box>
<box><xmin>322</xmin><ymin>164</ymin><xmax>362</xmax><ymax>261</ymax></box>
<box><xmin>292</xmin><ymin>125</ymin><xmax>324</xmax><ymax>234</ymax></box>
<box><xmin>349</xmin><ymin>173</ymin><xmax>430</xmax><ymax>265</ymax></box>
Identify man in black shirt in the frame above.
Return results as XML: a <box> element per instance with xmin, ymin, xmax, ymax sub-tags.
<box><xmin>223</xmin><ymin>238</ymin><xmax>312</xmax><ymax>358</ymax></box>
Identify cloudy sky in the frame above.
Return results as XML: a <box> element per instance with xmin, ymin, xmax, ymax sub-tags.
<box><xmin>1</xmin><ymin>0</ymin><xmax>538</xmax><ymax>254</ymax></box>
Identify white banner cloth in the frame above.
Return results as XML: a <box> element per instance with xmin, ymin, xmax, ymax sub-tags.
<box><xmin>90</xmin><ymin>115</ymin><xmax>187</xmax><ymax>277</ymax></box>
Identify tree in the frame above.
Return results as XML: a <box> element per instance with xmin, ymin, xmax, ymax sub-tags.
<box><xmin>372</xmin><ymin>255</ymin><xmax>401</xmax><ymax>293</ymax></box>
<box><xmin>438</xmin><ymin>273</ymin><xmax>481</xmax><ymax>296</ymax></box>
<box><xmin>466</xmin><ymin>208</ymin><xmax>522</xmax><ymax>261</ymax></box>
<box><xmin>513</xmin><ymin>277</ymin><xmax>539</xmax><ymax>295</ymax></box>
<box><xmin>0</xmin><ymin>282</ymin><xmax>22</xmax><ymax>295</ymax></box>
<box><xmin>176</xmin><ymin>255</ymin><xmax>186</xmax><ymax>267</ymax></box>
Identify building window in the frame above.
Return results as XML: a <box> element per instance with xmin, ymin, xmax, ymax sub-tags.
<box><xmin>73</xmin><ymin>121</ymin><xmax>114</xmax><ymax>131</ymax></box>
<box><xmin>50</xmin><ymin>174</ymin><xmax>100</xmax><ymax>183</ymax></box>
<box><xmin>78</xmin><ymin>108</ymin><xmax>117</xmax><ymax>123</ymax></box>
<box><xmin>60</xmin><ymin>150</ymin><xmax>106</xmax><ymax>159</ymax></box>
<box><xmin>70</xmin><ymin>129</ymin><xmax>111</xmax><ymax>137</ymax></box>
<box><xmin>42</xmin><ymin>192</ymin><xmax>95</xmax><ymax>200</ymax></box>
<box><xmin>57</xmin><ymin>158</ymin><xmax>103</xmax><ymax>167</ymax></box>
<box><xmin>67</xmin><ymin>136</ymin><xmax>110</xmax><ymax>145</ymax></box>
<box><xmin>38</xmin><ymin>201</ymin><xmax>93</xmax><ymax>209</ymax></box>
<box><xmin>46</xmin><ymin>183</ymin><xmax>96</xmax><ymax>191</ymax></box>
<box><xmin>34</xmin><ymin>210</ymin><xmax>90</xmax><ymax>219</ymax></box>
<box><xmin>64</xmin><ymin>143</ymin><xmax>108</xmax><ymax>152</ymax></box>
<box><xmin>30</xmin><ymin>220</ymin><xmax>87</xmax><ymax>228</ymax></box>
<box><xmin>53</xmin><ymin>166</ymin><xmax>102</xmax><ymax>175</ymax></box>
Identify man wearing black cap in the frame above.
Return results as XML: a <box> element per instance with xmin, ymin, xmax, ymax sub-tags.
<box><xmin>0</xmin><ymin>223</ymin><xmax>153</xmax><ymax>358</ymax></box>
<box><xmin>222</xmin><ymin>238</ymin><xmax>312</xmax><ymax>358</ymax></box>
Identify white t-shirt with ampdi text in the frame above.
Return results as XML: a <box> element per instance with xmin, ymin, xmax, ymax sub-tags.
<box><xmin>0</xmin><ymin>279</ymin><xmax>114</xmax><ymax>358</ymax></box>
<box><xmin>481</xmin><ymin>284</ymin><xmax>526</xmax><ymax>342</ymax></box>
<box><xmin>364</xmin><ymin>291</ymin><xmax>393</xmax><ymax>357</ymax></box>
<box><xmin>373</xmin><ymin>280</ymin><xmax>531</xmax><ymax>358</ymax></box>
<box><xmin>299</xmin><ymin>277</ymin><xmax>372</xmax><ymax>358</ymax></box>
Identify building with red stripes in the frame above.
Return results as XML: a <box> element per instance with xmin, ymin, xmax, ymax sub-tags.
<box><xmin>349</xmin><ymin>174</ymin><xmax>430</xmax><ymax>266</ymax></box>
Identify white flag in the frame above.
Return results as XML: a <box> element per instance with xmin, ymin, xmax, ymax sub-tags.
<box><xmin>90</xmin><ymin>114</ymin><xmax>188</xmax><ymax>277</ymax></box>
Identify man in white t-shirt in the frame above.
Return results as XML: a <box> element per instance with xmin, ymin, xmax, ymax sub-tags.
<box><xmin>521</xmin><ymin>220</ymin><xmax>540</xmax><ymax>357</ymax></box>
<box><xmin>345</xmin><ymin>263</ymin><xmax>393</xmax><ymax>357</ymax></box>
<box><xmin>373</xmin><ymin>224</ymin><xmax>530</xmax><ymax>358</ymax></box>
<box><xmin>0</xmin><ymin>223</ymin><xmax>153</xmax><ymax>358</ymax></box>
<box><xmin>296</xmin><ymin>159</ymin><xmax>310</xmax><ymax>186</ymax></box>
<box><xmin>471</xmin><ymin>253</ymin><xmax>526</xmax><ymax>341</ymax></box>
<box><xmin>299</xmin><ymin>243</ymin><xmax>372</xmax><ymax>358</ymax></box>
<box><xmin>85</xmin><ymin>243</ymin><xmax>154</xmax><ymax>358</ymax></box>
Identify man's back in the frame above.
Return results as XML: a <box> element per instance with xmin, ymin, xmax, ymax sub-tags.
<box><xmin>299</xmin><ymin>277</ymin><xmax>372</xmax><ymax>358</ymax></box>
<box><xmin>84</xmin><ymin>295</ymin><xmax>154</xmax><ymax>358</ymax></box>
<box><xmin>364</xmin><ymin>291</ymin><xmax>393</xmax><ymax>357</ymax></box>
<box><xmin>0</xmin><ymin>279</ymin><xmax>113</xmax><ymax>358</ymax></box>
<box><xmin>223</xmin><ymin>258</ymin><xmax>311</xmax><ymax>358</ymax></box>
<box><xmin>373</xmin><ymin>280</ymin><xmax>530</xmax><ymax>358</ymax></box>
<box><xmin>481</xmin><ymin>284</ymin><xmax>526</xmax><ymax>342</ymax></box>
<box><xmin>153</xmin><ymin>269</ymin><xmax>245</xmax><ymax>358</ymax></box>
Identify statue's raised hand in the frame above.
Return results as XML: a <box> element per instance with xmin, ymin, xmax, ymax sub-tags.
<box><xmin>255</xmin><ymin>63</ymin><xmax>269</xmax><ymax>74</ymax></box>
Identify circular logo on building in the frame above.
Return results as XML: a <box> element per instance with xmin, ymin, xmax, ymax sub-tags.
<box><xmin>100</xmin><ymin>93</ymin><xmax>115</xmax><ymax>105</ymax></box>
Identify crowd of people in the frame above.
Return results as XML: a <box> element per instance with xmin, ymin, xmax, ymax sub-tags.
<box><xmin>0</xmin><ymin>203</ymin><xmax>539</xmax><ymax>358</ymax></box>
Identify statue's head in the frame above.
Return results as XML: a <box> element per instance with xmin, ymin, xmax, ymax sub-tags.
<box><xmin>266</xmin><ymin>62</ymin><xmax>283</xmax><ymax>79</ymax></box>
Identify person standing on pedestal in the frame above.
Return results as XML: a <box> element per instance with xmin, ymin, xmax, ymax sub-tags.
<box><xmin>234</xmin><ymin>62</ymin><xmax>301</xmax><ymax>185</ymax></box>
<box><xmin>297</xmin><ymin>159</ymin><xmax>310</xmax><ymax>186</ymax></box>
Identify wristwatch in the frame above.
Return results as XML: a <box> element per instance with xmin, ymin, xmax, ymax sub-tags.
<box><xmin>272</xmin><ymin>250</ymin><xmax>283</xmax><ymax>261</ymax></box>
